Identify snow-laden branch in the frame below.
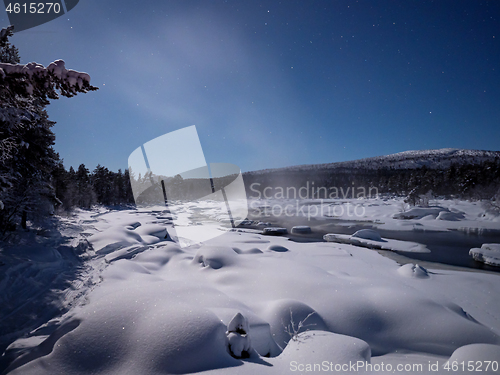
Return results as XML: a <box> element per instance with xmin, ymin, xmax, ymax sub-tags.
<box><xmin>0</xmin><ymin>59</ymin><xmax>97</xmax><ymax>98</ymax></box>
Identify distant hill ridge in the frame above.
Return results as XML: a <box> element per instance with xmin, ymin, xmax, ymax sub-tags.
<box><xmin>245</xmin><ymin>148</ymin><xmax>500</xmax><ymax>176</ymax></box>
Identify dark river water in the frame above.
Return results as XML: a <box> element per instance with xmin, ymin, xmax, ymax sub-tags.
<box><xmin>246</xmin><ymin>214</ymin><xmax>500</xmax><ymax>274</ymax></box>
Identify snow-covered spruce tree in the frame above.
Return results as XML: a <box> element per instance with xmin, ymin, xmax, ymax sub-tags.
<box><xmin>0</xmin><ymin>25</ymin><xmax>98</xmax><ymax>231</ymax></box>
<box><xmin>92</xmin><ymin>164</ymin><xmax>114</xmax><ymax>205</ymax></box>
<box><xmin>51</xmin><ymin>160</ymin><xmax>69</xmax><ymax>208</ymax></box>
<box><xmin>0</xmin><ymin>26</ymin><xmax>19</xmax><ymax>64</ymax></box>
<box><xmin>112</xmin><ymin>168</ymin><xmax>134</xmax><ymax>205</ymax></box>
<box><xmin>75</xmin><ymin>164</ymin><xmax>96</xmax><ymax>209</ymax></box>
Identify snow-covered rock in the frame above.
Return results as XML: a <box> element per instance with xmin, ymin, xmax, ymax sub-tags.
<box><xmin>437</xmin><ymin>211</ymin><xmax>465</xmax><ymax>221</ymax></box>
<box><xmin>256</xmin><ymin>222</ymin><xmax>272</xmax><ymax>227</ymax></box>
<box><xmin>262</xmin><ymin>227</ymin><xmax>288</xmax><ymax>235</ymax></box>
<box><xmin>227</xmin><ymin>312</ymin><xmax>250</xmax><ymax>334</ymax></box>
<box><xmin>238</xmin><ymin>220</ymin><xmax>254</xmax><ymax>226</ymax></box>
<box><xmin>393</xmin><ymin>206</ymin><xmax>465</xmax><ymax>221</ymax></box>
<box><xmin>397</xmin><ymin>263</ymin><xmax>430</xmax><ymax>278</ymax></box>
<box><xmin>226</xmin><ymin>313</ymin><xmax>252</xmax><ymax>358</ymax></box>
<box><xmin>469</xmin><ymin>244</ymin><xmax>500</xmax><ymax>267</ymax></box>
<box><xmin>352</xmin><ymin>229</ymin><xmax>384</xmax><ymax>241</ymax></box>
<box><xmin>393</xmin><ymin>207</ymin><xmax>446</xmax><ymax>220</ymax></box>
<box><xmin>227</xmin><ymin>332</ymin><xmax>252</xmax><ymax>359</ymax></box>
<box><xmin>291</xmin><ymin>225</ymin><xmax>312</xmax><ymax>234</ymax></box>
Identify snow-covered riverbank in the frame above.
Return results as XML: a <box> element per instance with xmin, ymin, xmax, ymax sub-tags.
<box><xmin>1</xmin><ymin>199</ymin><xmax>500</xmax><ymax>374</ymax></box>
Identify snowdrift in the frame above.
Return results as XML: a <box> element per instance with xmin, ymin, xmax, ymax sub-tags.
<box><xmin>2</xmin><ymin>204</ymin><xmax>500</xmax><ymax>374</ymax></box>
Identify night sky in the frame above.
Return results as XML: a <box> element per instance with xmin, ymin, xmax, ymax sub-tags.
<box><xmin>3</xmin><ymin>0</ymin><xmax>499</xmax><ymax>172</ymax></box>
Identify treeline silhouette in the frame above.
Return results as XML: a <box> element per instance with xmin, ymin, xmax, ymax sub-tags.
<box><xmin>243</xmin><ymin>160</ymin><xmax>500</xmax><ymax>200</ymax></box>
<box><xmin>52</xmin><ymin>163</ymin><xmax>135</xmax><ymax>210</ymax></box>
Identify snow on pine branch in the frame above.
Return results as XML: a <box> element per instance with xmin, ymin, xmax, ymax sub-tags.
<box><xmin>0</xmin><ymin>59</ymin><xmax>98</xmax><ymax>102</ymax></box>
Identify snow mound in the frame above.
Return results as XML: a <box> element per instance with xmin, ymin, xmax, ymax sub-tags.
<box><xmin>124</xmin><ymin>221</ymin><xmax>142</xmax><ymax>229</ymax></box>
<box><xmin>482</xmin><ymin>244</ymin><xmax>500</xmax><ymax>251</ymax></box>
<box><xmin>101</xmin><ymin>258</ymin><xmax>152</xmax><ymax>280</ymax></box>
<box><xmin>133</xmin><ymin>243</ymin><xmax>183</xmax><ymax>270</ymax></box>
<box><xmin>397</xmin><ymin>263</ymin><xmax>430</xmax><ymax>278</ymax></box>
<box><xmin>323</xmin><ymin>287</ymin><xmax>500</xmax><ymax>356</ymax></box>
<box><xmin>8</xmin><ymin>284</ymin><xmax>240</xmax><ymax>375</ymax></box>
<box><xmin>259</xmin><ymin>299</ymin><xmax>328</xmax><ymax>348</ymax></box>
<box><xmin>88</xmin><ymin>222</ymin><xmax>170</xmax><ymax>257</ymax></box>
<box><xmin>279</xmin><ymin>331</ymin><xmax>371</xmax><ymax>371</ymax></box>
<box><xmin>104</xmin><ymin>244</ymin><xmax>150</xmax><ymax>263</ymax></box>
<box><xmin>444</xmin><ymin>344</ymin><xmax>500</xmax><ymax>374</ymax></box>
<box><xmin>352</xmin><ymin>229</ymin><xmax>384</xmax><ymax>242</ymax></box>
<box><xmin>88</xmin><ymin>225</ymin><xmax>143</xmax><ymax>254</ymax></box>
<box><xmin>291</xmin><ymin>226</ymin><xmax>312</xmax><ymax>234</ymax></box>
<box><xmin>134</xmin><ymin>224</ymin><xmax>168</xmax><ymax>240</ymax></box>
<box><xmin>437</xmin><ymin>211</ymin><xmax>465</xmax><ymax>221</ymax></box>
<box><xmin>238</xmin><ymin>220</ymin><xmax>254</xmax><ymax>226</ymax></box>
<box><xmin>469</xmin><ymin>244</ymin><xmax>500</xmax><ymax>267</ymax></box>
<box><xmin>262</xmin><ymin>227</ymin><xmax>288</xmax><ymax>235</ymax></box>
<box><xmin>393</xmin><ymin>207</ymin><xmax>449</xmax><ymax>220</ymax></box>
<box><xmin>256</xmin><ymin>222</ymin><xmax>272</xmax><ymax>226</ymax></box>
<box><xmin>324</xmin><ymin>233</ymin><xmax>429</xmax><ymax>253</ymax></box>
<box><xmin>192</xmin><ymin>246</ymin><xmax>239</xmax><ymax>269</ymax></box>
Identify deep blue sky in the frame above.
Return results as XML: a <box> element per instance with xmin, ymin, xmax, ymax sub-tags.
<box><xmin>2</xmin><ymin>0</ymin><xmax>499</xmax><ymax>172</ymax></box>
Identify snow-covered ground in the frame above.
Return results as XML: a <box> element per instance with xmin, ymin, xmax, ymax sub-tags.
<box><xmin>1</xmin><ymin>198</ymin><xmax>500</xmax><ymax>374</ymax></box>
